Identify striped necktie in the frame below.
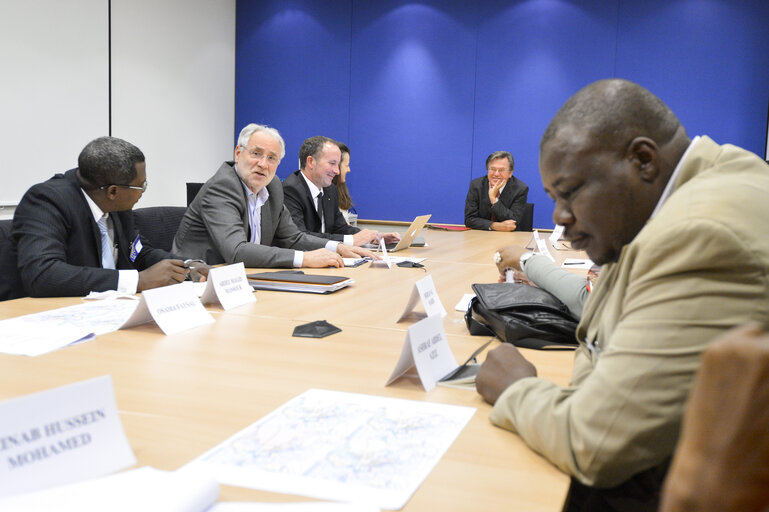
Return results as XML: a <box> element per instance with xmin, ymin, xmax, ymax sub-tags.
<box><xmin>97</xmin><ymin>216</ymin><xmax>116</xmax><ymax>269</ymax></box>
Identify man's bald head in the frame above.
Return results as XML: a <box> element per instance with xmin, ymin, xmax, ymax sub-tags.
<box><xmin>538</xmin><ymin>79</ymin><xmax>691</xmax><ymax>265</ymax></box>
<box><xmin>541</xmin><ymin>79</ymin><xmax>684</xmax><ymax>154</ymax></box>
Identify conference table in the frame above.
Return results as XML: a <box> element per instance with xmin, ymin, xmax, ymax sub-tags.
<box><xmin>0</xmin><ymin>228</ymin><xmax>587</xmax><ymax>511</ymax></box>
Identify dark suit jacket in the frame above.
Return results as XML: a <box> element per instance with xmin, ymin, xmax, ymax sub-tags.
<box><xmin>464</xmin><ymin>175</ymin><xmax>529</xmax><ymax>230</ymax></box>
<box><xmin>12</xmin><ymin>169</ymin><xmax>171</xmax><ymax>297</ymax></box>
<box><xmin>172</xmin><ymin>162</ymin><xmax>330</xmax><ymax>268</ymax></box>
<box><xmin>0</xmin><ymin>220</ymin><xmax>23</xmax><ymax>301</ymax></box>
<box><xmin>282</xmin><ymin>170</ymin><xmax>360</xmax><ymax>241</ymax></box>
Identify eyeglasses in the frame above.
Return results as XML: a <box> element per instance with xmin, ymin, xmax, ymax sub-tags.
<box><xmin>99</xmin><ymin>180</ymin><xmax>148</xmax><ymax>192</ymax></box>
<box><xmin>488</xmin><ymin>167</ymin><xmax>512</xmax><ymax>175</ymax></box>
<box><xmin>241</xmin><ymin>146</ymin><xmax>279</xmax><ymax>165</ymax></box>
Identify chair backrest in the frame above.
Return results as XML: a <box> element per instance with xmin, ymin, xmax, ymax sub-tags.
<box><xmin>186</xmin><ymin>182</ymin><xmax>204</xmax><ymax>206</ymax></box>
<box><xmin>132</xmin><ymin>206</ymin><xmax>187</xmax><ymax>253</ymax></box>
<box><xmin>518</xmin><ymin>203</ymin><xmax>534</xmax><ymax>232</ymax></box>
<box><xmin>0</xmin><ymin>219</ymin><xmax>24</xmax><ymax>301</ymax></box>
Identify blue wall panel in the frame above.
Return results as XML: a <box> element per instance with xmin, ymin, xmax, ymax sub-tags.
<box><xmin>348</xmin><ymin>1</ymin><xmax>478</xmax><ymax>222</ymax></box>
<box><xmin>236</xmin><ymin>0</ymin><xmax>769</xmax><ymax>228</ymax></box>
<box><xmin>614</xmin><ymin>0</ymin><xmax>769</xmax><ymax>156</ymax></box>
<box><xmin>472</xmin><ymin>0</ymin><xmax>618</xmax><ymax>228</ymax></box>
<box><xmin>235</xmin><ymin>0</ymin><xmax>352</xmax><ymax>171</ymax></box>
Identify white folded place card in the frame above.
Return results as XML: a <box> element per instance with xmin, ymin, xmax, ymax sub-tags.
<box><xmin>0</xmin><ymin>375</ymin><xmax>137</xmax><ymax>498</ymax></box>
<box><xmin>121</xmin><ymin>283</ymin><xmax>215</xmax><ymax>335</ymax></box>
<box><xmin>533</xmin><ymin>230</ymin><xmax>556</xmax><ymax>262</ymax></box>
<box><xmin>200</xmin><ymin>263</ymin><xmax>256</xmax><ymax>310</ymax></box>
<box><xmin>549</xmin><ymin>224</ymin><xmax>565</xmax><ymax>245</ymax></box>
<box><xmin>397</xmin><ymin>274</ymin><xmax>447</xmax><ymax>322</ymax></box>
<box><xmin>369</xmin><ymin>238</ymin><xmax>393</xmax><ymax>269</ymax></box>
<box><xmin>386</xmin><ymin>314</ymin><xmax>459</xmax><ymax>392</ymax></box>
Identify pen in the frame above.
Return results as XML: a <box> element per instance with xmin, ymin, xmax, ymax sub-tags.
<box><xmin>462</xmin><ymin>339</ymin><xmax>493</xmax><ymax>365</ymax></box>
<box><xmin>563</xmin><ymin>262</ymin><xmax>584</xmax><ymax>265</ymax></box>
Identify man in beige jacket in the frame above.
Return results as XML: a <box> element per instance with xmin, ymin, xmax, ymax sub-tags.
<box><xmin>476</xmin><ymin>79</ymin><xmax>769</xmax><ymax>511</ymax></box>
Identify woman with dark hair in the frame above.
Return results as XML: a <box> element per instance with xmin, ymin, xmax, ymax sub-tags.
<box><xmin>333</xmin><ymin>142</ymin><xmax>355</xmax><ymax>225</ymax></box>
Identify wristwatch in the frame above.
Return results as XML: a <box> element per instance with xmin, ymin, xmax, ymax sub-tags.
<box><xmin>519</xmin><ymin>251</ymin><xmax>536</xmax><ymax>270</ymax></box>
<box><xmin>493</xmin><ymin>251</ymin><xmax>502</xmax><ymax>265</ymax></box>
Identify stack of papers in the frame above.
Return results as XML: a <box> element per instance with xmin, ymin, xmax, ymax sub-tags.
<box><xmin>0</xmin><ymin>467</ymin><xmax>218</xmax><ymax>512</ymax></box>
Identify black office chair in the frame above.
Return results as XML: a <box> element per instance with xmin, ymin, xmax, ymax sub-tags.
<box><xmin>132</xmin><ymin>206</ymin><xmax>187</xmax><ymax>253</ymax></box>
<box><xmin>518</xmin><ymin>203</ymin><xmax>534</xmax><ymax>232</ymax></box>
<box><xmin>0</xmin><ymin>219</ymin><xmax>24</xmax><ymax>301</ymax></box>
<box><xmin>186</xmin><ymin>182</ymin><xmax>204</xmax><ymax>206</ymax></box>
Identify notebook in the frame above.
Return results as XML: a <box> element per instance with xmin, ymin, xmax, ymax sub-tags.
<box><xmin>247</xmin><ymin>271</ymin><xmax>353</xmax><ymax>293</ymax></box>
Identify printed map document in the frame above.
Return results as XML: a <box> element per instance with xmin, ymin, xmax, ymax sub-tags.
<box><xmin>187</xmin><ymin>389</ymin><xmax>475</xmax><ymax>510</ymax></box>
<box><xmin>0</xmin><ymin>300</ymin><xmax>139</xmax><ymax>356</ymax></box>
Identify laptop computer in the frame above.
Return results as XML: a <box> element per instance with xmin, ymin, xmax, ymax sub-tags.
<box><xmin>363</xmin><ymin>214</ymin><xmax>431</xmax><ymax>252</ymax></box>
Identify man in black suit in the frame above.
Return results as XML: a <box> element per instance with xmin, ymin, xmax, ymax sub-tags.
<box><xmin>282</xmin><ymin>136</ymin><xmax>399</xmax><ymax>246</ymax></box>
<box><xmin>11</xmin><ymin>137</ymin><xmax>192</xmax><ymax>298</ymax></box>
<box><xmin>464</xmin><ymin>151</ymin><xmax>529</xmax><ymax>231</ymax></box>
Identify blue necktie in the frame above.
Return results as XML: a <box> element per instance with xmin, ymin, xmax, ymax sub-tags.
<box><xmin>97</xmin><ymin>216</ymin><xmax>115</xmax><ymax>269</ymax></box>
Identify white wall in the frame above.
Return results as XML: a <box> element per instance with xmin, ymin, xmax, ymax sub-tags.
<box><xmin>0</xmin><ymin>0</ymin><xmax>109</xmax><ymax>205</ymax></box>
<box><xmin>111</xmin><ymin>0</ymin><xmax>235</xmax><ymax>207</ymax></box>
<box><xmin>0</xmin><ymin>0</ymin><xmax>235</xmax><ymax>209</ymax></box>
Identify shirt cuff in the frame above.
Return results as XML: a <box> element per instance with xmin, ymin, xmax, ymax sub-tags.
<box><xmin>293</xmin><ymin>250</ymin><xmax>304</xmax><ymax>268</ymax></box>
<box><xmin>325</xmin><ymin>240</ymin><xmax>340</xmax><ymax>252</ymax></box>
<box><xmin>343</xmin><ymin>234</ymin><xmax>354</xmax><ymax>246</ymax></box>
<box><xmin>117</xmin><ymin>269</ymin><xmax>139</xmax><ymax>294</ymax></box>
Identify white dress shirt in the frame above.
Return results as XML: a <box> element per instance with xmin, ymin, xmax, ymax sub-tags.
<box><xmin>80</xmin><ymin>189</ymin><xmax>139</xmax><ymax>294</ymax></box>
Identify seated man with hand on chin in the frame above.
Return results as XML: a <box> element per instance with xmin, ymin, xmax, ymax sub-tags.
<box><xmin>173</xmin><ymin>124</ymin><xmax>374</xmax><ymax>269</ymax></box>
<box><xmin>464</xmin><ymin>150</ymin><xmax>528</xmax><ymax>231</ymax></box>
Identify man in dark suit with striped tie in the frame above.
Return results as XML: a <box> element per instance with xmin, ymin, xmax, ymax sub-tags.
<box><xmin>10</xmin><ymin>137</ymin><xmax>190</xmax><ymax>298</ymax></box>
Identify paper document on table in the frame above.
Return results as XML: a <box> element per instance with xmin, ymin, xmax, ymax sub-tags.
<box><xmin>210</xmin><ymin>503</ymin><xmax>380</xmax><ymax>512</ymax></box>
<box><xmin>187</xmin><ymin>388</ymin><xmax>475</xmax><ymax>510</ymax></box>
<box><xmin>0</xmin><ymin>300</ymin><xmax>139</xmax><ymax>356</ymax></box>
<box><xmin>437</xmin><ymin>339</ymin><xmax>491</xmax><ymax>391</ymax></box>
<box><xmin>388</xmin><ymin>257</ymin><xmax>426</xmax><ymax>265</ymax></box>
<box><xmin>0</xmin><ymin>466</ymin><xmax>219</xmax><ymax>512</ymax></box>
<box><xmin>436</xmin><ymin>364</ymin><xmax>481</xmax><ymax>390</ymax></box>
<box><xmin>83</xmin><ymin>290</ymin><xmax>140</xmax><ymax>301</ymax></box>
<box><xmin>343</xmin><ymin>257</ymin><xmax>371</xmax><ymax>267</ymax></box>
<box><xmin>454</xmin><ymin>293</ymin><xmax>475</xmax><ymax>312</ymax></box>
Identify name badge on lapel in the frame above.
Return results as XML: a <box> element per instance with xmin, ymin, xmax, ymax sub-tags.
<box><xmin>129</xmin><ymin>235</ymin><xmax>142</xmax><ymax>262</ymax></box>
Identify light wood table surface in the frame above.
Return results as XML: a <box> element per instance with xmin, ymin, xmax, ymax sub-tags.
<box><xmin>0</xmin><ymin>229</ymin><xmax>586</xmax><ymax>511</ymax></box>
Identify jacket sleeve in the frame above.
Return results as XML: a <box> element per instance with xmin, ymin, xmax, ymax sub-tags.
<box><xmin>490</xmin><ymin>219</ymin><xmax>769</xmax><ymax>487</ymax></box>
<box><xmin>14</xmin><ymin>184</ymin><xmax>119</xmax><ymax>297</ymax></box>
<box><xmin>524</xmin><ymin>254</ymin><xmax>588</xmax><ymax>318</ymax></box>
<box><xmin>464</xmin><ymin>180</ymin><xmax>492</xmax><ymax>230</ymax></box>
<box><xmin>490</xmin><ymin>180</ymin><xmax>528</xmax><ymax>224</ymax></box>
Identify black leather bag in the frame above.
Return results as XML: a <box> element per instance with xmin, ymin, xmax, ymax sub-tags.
<box><xmin>465</xmin><ymin>282</ymin><xmax>579</xmax><ymax>350</ymax></box>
